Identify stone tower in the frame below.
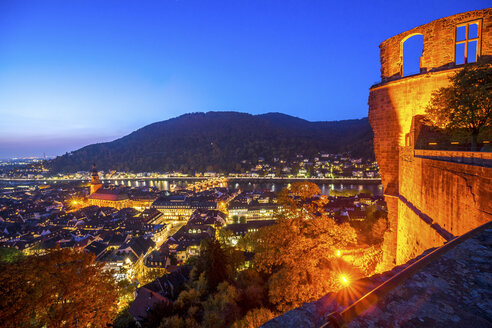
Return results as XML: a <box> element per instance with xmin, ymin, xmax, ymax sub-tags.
<box><xmin>90</xmin><ymin>163</ymin><xmax>103</xmax><ymax>195</ymax></box>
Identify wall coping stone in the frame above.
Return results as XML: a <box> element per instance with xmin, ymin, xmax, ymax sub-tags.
<box><xmin>414</xmin><ymin>149</ymin><xmax>492</xmax><ymax>167</ymax></box>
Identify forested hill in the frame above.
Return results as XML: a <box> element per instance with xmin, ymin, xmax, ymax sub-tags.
<box><xmin>48</xmin><ymin>112</ymin><xmax>374</xmax><ymax>173</ymax></box>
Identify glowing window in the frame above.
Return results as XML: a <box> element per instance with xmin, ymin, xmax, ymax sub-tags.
<box><xmin>455</xmin><ymin>21</ymin><xmax>480</xmax><ymax>64</ymax></box>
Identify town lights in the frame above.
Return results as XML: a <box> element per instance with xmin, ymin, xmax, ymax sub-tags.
<box><xmin>340</xmin><ymin>274</ymin><xmax>350</xmax><ymax>287</ymax></box>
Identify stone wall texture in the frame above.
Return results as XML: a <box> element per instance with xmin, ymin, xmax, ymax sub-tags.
<box><xmin>369</xmin><ymin>8</ymin><xmax>492</xmax><ymax>267</ymax></box>
<box><xmin>397</xmin><ymin>150</ymin><xmax>492</xmax><ymax>261</ymax></box>
<box><xmin>348</xmin><ymin>224</ymin><xmax>492</xmax><ymax>328</ymax></box>
<box><xmin>379</xmin><ymin>8</ymin><xmax>492</xmax><ymax>82</ymax></box>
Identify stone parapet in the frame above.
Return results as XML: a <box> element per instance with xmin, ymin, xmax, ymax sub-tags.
<box><xmin>262</xmin><ymin>221</ymin><xmax>492</xmax><ymax>328</ymax></box>
<box><xmin>414</xmin><ymin>149</ymin><xmax>492</xmax><ymax>167</ymax></box>
<box><xmin>347</xmin><ymin>221</ymin><xmax>492</xmax><ymax>327</ymax></box>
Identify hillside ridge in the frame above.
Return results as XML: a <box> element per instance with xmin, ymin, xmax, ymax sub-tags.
<box><xmin>48</xmin><ymin>111</ymin><xmax>373</xmax><ymax>173</ymax></box>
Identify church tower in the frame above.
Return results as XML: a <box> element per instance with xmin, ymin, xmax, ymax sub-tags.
<box><xmin>90</xmin><ymin>163</ymin><xmax>103</xmax><ymax>195</ymax></box>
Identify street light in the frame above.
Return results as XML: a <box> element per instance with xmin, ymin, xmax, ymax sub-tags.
<box><xmin>340</xmin><ymin>274</ymin><xmax>350</xmax><ymax>287</ymax></box>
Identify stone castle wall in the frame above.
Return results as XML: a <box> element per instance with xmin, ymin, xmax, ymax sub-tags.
<box><xmin>369</xmin><ymin>8</ymin><xmax>492</xmax><ymax>267</ymax></box>
<box><xmin>397</xmin><ymin>149</ymin><xmax>492</xmax><ymax>261</ymax></box>
<box><xmin>380</xmin><ymin>9</ymin><xmax>492</xmax><ymax>82</ymax></box>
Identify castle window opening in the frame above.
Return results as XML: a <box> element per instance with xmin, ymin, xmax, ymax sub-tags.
<box><xmin>455</xmin><ymin>21</ymin><xmax>480</xmax><ymax>64</ymax></box>
<box><xmin>402</xmin><ymin>34</ymin><xmax>423</xmax><ymax>76</ymax></box>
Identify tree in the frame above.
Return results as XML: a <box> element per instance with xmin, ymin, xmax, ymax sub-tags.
<box><xmin>329</xmin><ymin>189</ymin><xmax>342</xmax><ymax>197</ymax></box>
<box><xmin>191</xmin><ymin>238</ymin><xmax>243</xmax><ymax>293</ymax></box>
<box><xmin>116</xmin><ymin>278</ymin><xmax>137</xmax><ymax>310</ymax></box>
<box><xmin>140</xmin><ymin>267</ymin><xmax>168</xmax><ymax>285</ymax></box>
<box><xmin>276</xmin><ymin>181</ymin><xmax>328</xmax><ymax>219</ymax></box>
<box><xmin>359</xmin><ymin>188</ymin><xmax>373</xmax><ymax>196</ymax></box>
<box><xmin>113</xmin><ymin>306</ymin><xmax>138</xmax><ymax>328</ymax></box>
<box><xmin>236</xmin><ymin>231</ymin><xmax>259</xmax><ymax>253</ymax></box>
<box><xmin>203</xmin><ymin>239</ymin><xmax>230</xmax><ymax>291</ymax></box>
<box><xmin>0</xmin><ymin>248</ymin><xmax>118</xmax><ymax>328</ymax></box>
<box><xmin>160</xmin><ymin>315</ymin><xmax>187</xmax><ymax>328</ymax></box>
<box><xmin>426</xmin><ymin>61</ymin><xmax>492</xmax><ymax>150</ymax></box>
<box><xmin>0</xmin><ymin>247</ymin><xmax>24</xmax><ymax>264</ymax></box>
<box><xmin>217</xmin><ymin>228</ymin><xmax>236</xmax><ymax>247</ymax></box>
<box><xmin>255</xmin><ymin>182</ymin><xmax>358</xmax><ymax>312</ymax></box>
<box><xmin>202</xmin><ymin>282</ymin><xmax>240</xmax><ymax>328</ymax></box>
<box><xmin>231</xmin><ymin>308</ymin><xmax>275</xmax><ymax>328</ymax></box>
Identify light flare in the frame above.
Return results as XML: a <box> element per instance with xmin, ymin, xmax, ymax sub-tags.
<box><xmin>340</xmin><ymin>274</ymin><xmax>350</xmax><ymax>287</ymax></box>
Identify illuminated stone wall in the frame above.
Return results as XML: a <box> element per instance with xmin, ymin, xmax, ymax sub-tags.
<box><xmin>369</xmin><ymin>9</ymin><xmax>492</xmax><ymax>268</ymax></box>
<box><xmin>379</xmin><ymin>9</ymin><xmax>492</xmax><ymax>82</ymax></box>
<box><xmin>397</xmin><ymin>150</ymin><xmax>492</xmax><ymax>261</ymax></box>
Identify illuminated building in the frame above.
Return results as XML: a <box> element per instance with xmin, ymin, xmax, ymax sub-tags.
<box><xmin>151</xmin><ymin>195</ymin><xmax>217</xmax><ymax>220</ymax></box>
<box><xmin>90</xmin><ymin>163</ymin><xmax>102</xmax><ymax>194</ymax></box>
<box><xmin>129</xmin><ymin>193</ymin><xmax>158</xmax><ymax>211</ymax></box>
<box><xmin>228</xmin><ymin>202</ymin><xmax>278</xmax><ymax>221</ymax></box>
<box><xmin>87</xmin><ymin>164</ymin><xmax>130</xmax><ymax>210</ymax></box>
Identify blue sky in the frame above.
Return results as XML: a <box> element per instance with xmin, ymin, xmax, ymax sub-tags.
<box><xmin>0</xmin><ymin>0</ymin><xmax>489</xmax><ymax>158</ymax></box>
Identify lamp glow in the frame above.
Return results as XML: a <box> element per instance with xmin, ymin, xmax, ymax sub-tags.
<box><xmin>340</xmin><ymin>274</ymin><xmax>350</xmax><ymax>287</ymax></box>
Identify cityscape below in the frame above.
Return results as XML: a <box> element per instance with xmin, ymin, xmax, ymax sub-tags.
<box><xmin>1</xmin><ymin>3</ymin><xmax>490</xmax><ymax>328</ymax></box>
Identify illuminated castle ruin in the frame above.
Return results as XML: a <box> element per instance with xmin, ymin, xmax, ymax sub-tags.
<box><xmin>368</xmin><ymin>8</ymin><xmax>492</xmax><ymax>268</ymax></box>
<box><xmin>264</xmin><ymin>9</ymin><xmax>492</xmax><ymax>327</ymax></box>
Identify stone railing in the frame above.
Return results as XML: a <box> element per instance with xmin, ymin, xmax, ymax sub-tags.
<box><xmin>317</xmin><ymin>220</ymin><xmax>492</xmax><ymax>328</ymax></box>
<box><xmin>414</xmin><ymin>149</ymin><xmax>492</xmax><ymax>167</ymax></box>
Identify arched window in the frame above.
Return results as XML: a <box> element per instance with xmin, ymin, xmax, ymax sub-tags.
<box><xmin>402</xmin><ymin>34</ymin><xmax>424</xmax><ymax>77</ymax></box>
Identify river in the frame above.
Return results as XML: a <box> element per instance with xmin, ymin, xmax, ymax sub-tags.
<box><xmin>0</xmin><ymin>178</ymin><xmax>383</xmax><ymax>196</ymax></box>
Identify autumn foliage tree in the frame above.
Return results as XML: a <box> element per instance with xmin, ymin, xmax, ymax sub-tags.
<box><xmin>254</xmin><ymin>182</ymin><xmax>358</xmax><ymax>312</ymax></box>
<box><xmin>0</xmin><ymin>247</ymin><xmax>118</xmax><ymax>328</ymax></box>
<box><xmin>426</xmin><ymin>61</ymin><xmax>492</xmax><ymax>150</ymax></box>
<box><xmin>231</xmin><ymin>307</ymin><xmax>275</xmax><ymax>328</ymax></box>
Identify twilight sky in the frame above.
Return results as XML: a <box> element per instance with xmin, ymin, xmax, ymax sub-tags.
<box><xmin>0</xmin><ymin>0</ymin><xmax>489</xmax><ymax>158</ymax></box>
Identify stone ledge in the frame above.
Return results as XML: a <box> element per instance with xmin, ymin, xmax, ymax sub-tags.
<box><xmin>263</xmin><ymin>221</ymin><xmax>492</xmax><ymax>328</ymax></box>
<box><xmin>261</xmin><ymin>248</ymin><xmax>438</xmax><ymax>328</ymax></box>
<box><xmin>414</xmin><ymin>149</ymin><xmax>492</xmax><ymax>167</ymax></box>
<box><xmin>348</xmin><ymin>225</ymin><xmax>492</xmax><ymax>327</ymax></box>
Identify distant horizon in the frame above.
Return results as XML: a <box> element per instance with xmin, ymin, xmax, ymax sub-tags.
<box><xmin>1</xmin><ymin>111</ymin><xmax>370</xmax><ymax>159</ymax></box>
<box><xmin>0</xmin><ymin>1</ymin><xmax>488</xmax><ymax>158</ymax></box>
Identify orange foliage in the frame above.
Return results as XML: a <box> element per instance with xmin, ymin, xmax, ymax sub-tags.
<box><xmin>0</xmin><ymin>248</ymin><xmax>118</xmax><ymax>328</ymax></box>
<box><xmin>255</xmin><ymin>182</ymin><xmax>358</xmax><ymax>312</ymax></box>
